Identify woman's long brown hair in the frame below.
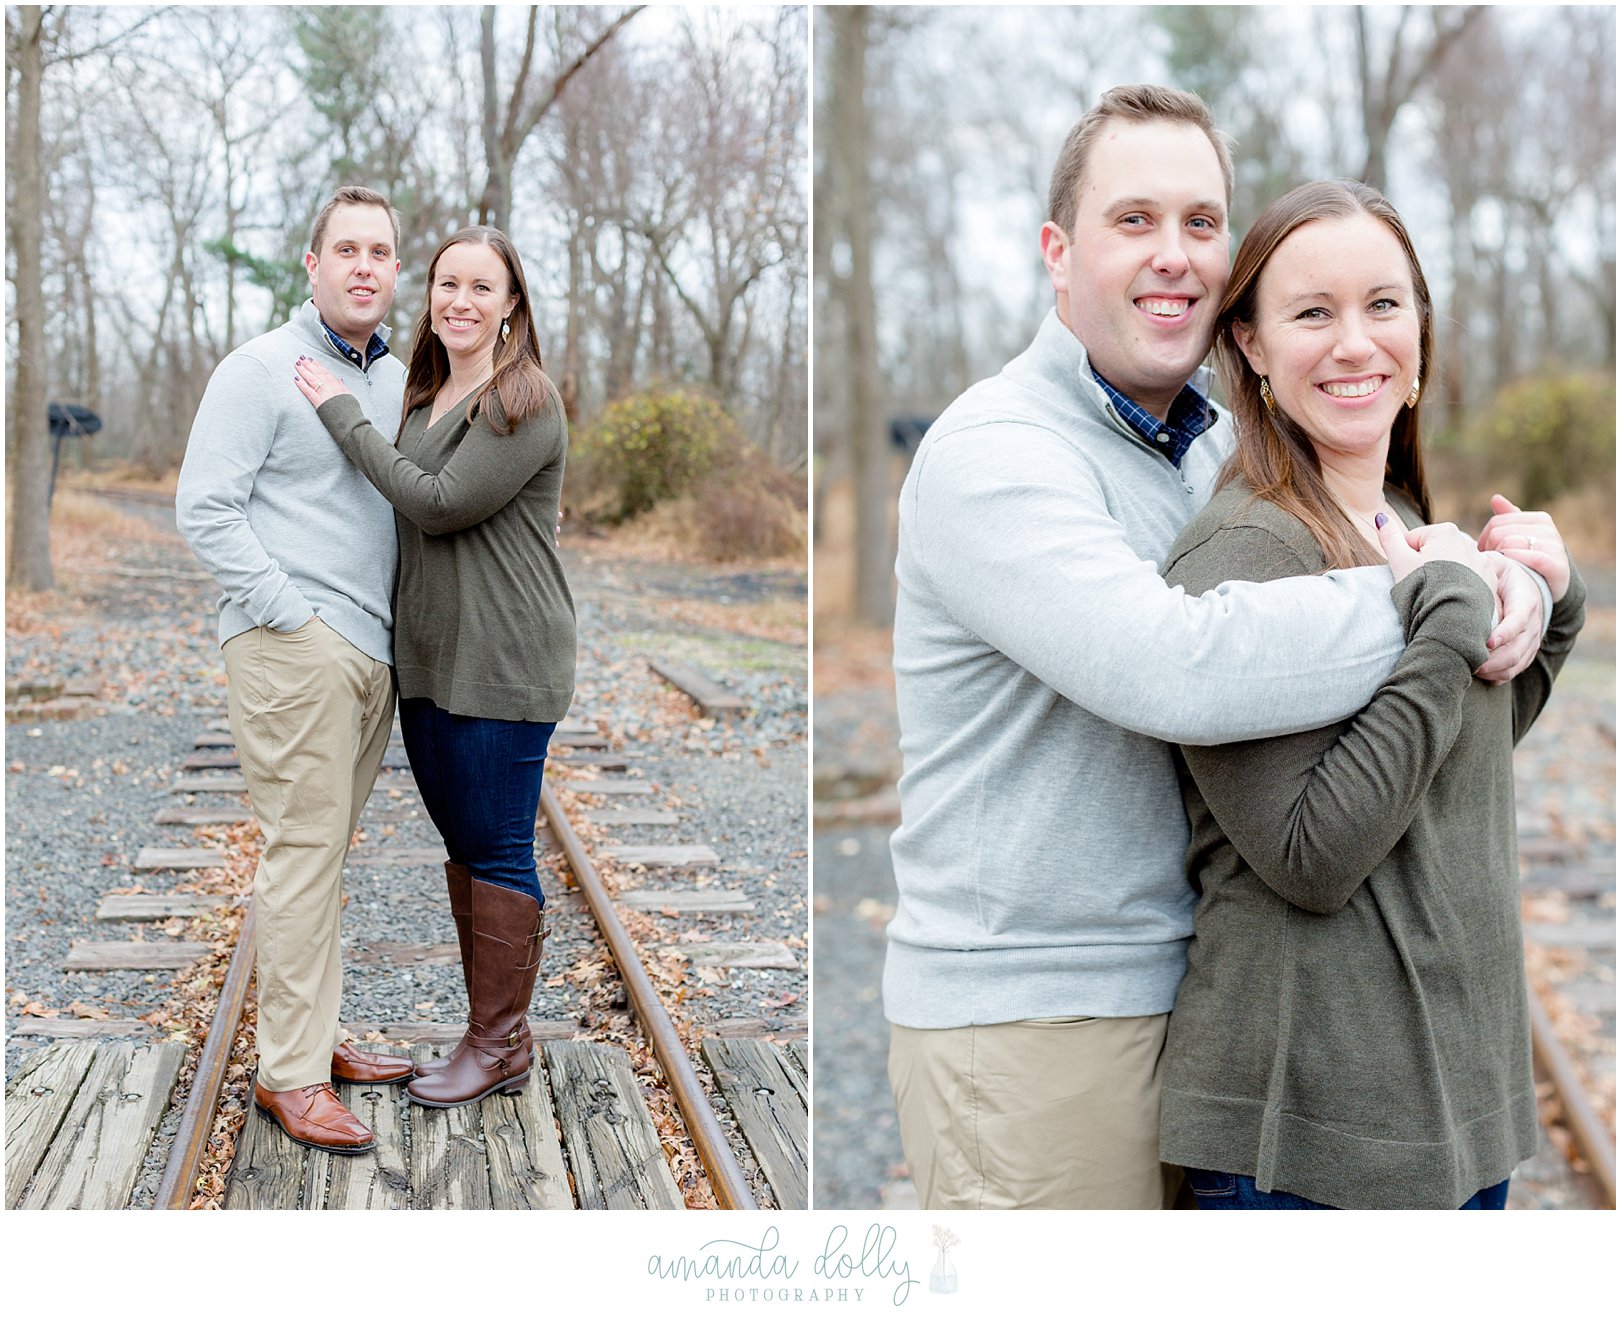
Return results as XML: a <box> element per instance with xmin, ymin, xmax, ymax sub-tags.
<box><xmin>1213</xmin><ymin>179</ymin><xmax>1434</xmax><ymax>569</ymax></box>
<box><xmin>401</xmin><ymin>226</ymin><xmax>554</xmax><ymax>435</ymax></box>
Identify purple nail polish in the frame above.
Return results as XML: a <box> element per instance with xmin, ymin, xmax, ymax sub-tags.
<box><xmin>1374</xmin><ymin>513</ymin><xmax>1388</xmax><ymax>529</ymax></box>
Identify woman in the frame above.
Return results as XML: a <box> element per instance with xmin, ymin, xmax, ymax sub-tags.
<box><xmin>293</xmin><ymin>226</ymin><xmax>576</xmax><ymax>1109</ymax></box>
<box><xmin>1157</xmin><ymin>181</ymin><xmax>1584</xmax><ymax>1209</ymax></box>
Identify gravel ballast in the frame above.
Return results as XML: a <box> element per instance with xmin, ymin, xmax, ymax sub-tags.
<box><xmin>6</xmin><ymin>499</ymin><xmax>807</xmax><ymax>1206</ymax></box>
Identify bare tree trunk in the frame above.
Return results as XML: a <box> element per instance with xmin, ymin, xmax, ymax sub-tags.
<box><xmin>768</xmin><ymin>273</ymin><xmax>800</xmax><ymax>467</ymax></box>
<box><xmin>620</xmin><ymin>243</ymin><xmax>653</xmax><ymax>395</ymax></box>
<box><xmin>1439</xmin><ymin>202</ymin><xmax>1470</xmax><ymax>436</ymax></box>
<box><xmin>7</xmin><ymin>7</ymin><xmax>53</xmax><ymax>591</ymax></box>
<box><xmin>1356</xmin><ymin>6</ymin><xmax>1484</xmax><ymax>191</ymax></box>
<box><xmin>648</xmin><ymin>258</ymin><xmax>672</xmax><ymax>379</ymax></box>
<box><xmin>477</xmin><ymin>4</ymin><xmax>642</xmax><ymax>231</ymax></box>
<box><xmin>831</xmin><ymin>7</ymin><xmax>891</xmax><ymax>627</ymax></box>
<box><xmin>80</xmin><ymin>174</ymin><xmax>101</xmax><ymax>412</ymax></box>
<box><xmin>477</xmin><ymin>6</ymin><xmax>511</xmax><ymax>227</ymax></box>
<box><xmin>561</xmin><ymin>220</ymin><xmax>584</xmax><ymax>422</ymax></box>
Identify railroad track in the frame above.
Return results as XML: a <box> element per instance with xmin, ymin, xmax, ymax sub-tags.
<box><xmin>1517</xmin><ymin>693</ymin><xmax>1616</xmax><ymax>1210</ymax></box>
<box><xmin>9</xmin><ymin>695</ymin><xmax>807</xmax><ymax>1211</ymax></box>
<box><xmin>6</xmin><ymin>494</ymin><xmax>808</xmax><ymax>1211</ymax></box>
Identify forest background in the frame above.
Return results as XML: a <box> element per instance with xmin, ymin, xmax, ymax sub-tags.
<box><xmin>6</xmin><ymin>3</ymin><xmax>808</xmax><ymax>589</ymax></box>
<box><xmin>816</xmin><ymin>4</ymin><xmax>1616</xmax><ymax>632</ymax></box>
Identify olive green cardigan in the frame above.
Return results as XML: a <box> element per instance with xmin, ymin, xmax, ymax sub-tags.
<box><xmin>1158</xmin><ymin>480</ymin><xmax>1585</xmax><ymax>1209</ymax></box>
<box><xmin>316</xmin><ymin>387</ymin><xmax>576</xmax><ymax>723</ymax></box>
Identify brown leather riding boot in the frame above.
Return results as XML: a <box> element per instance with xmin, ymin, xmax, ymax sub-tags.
<box><xmin>406</xmin><ymin>878</ymin><xmax>545</xmax><ymax>1108</ymax></box>
<box><xmin>413</xmin><ymin>861</ymin><xmax>475</xmax><ymax>1078</ymax></box>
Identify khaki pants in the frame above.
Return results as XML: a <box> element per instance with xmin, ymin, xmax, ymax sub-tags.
<box><xmin>889</xmin><ymin>1014</ymin><xmax>1182</xmax><ymax>1209</ymax></box>
<box><xmin>223</xmin><ymin>619</ymin><xmax>394</xmax><ymax>1090</ymax></box>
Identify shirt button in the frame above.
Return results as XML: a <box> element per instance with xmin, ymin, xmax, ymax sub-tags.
<box><xmin>1158</xmin><ymin>432</ymin><xmax>1171</xmax><ymax>444</ymax></box>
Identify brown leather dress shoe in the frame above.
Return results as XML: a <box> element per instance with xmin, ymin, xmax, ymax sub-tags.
<box><xmin>253</xmin><ymin>1080</ymin><xmax>377</xmax><ymax>1154</ymax></box>
<box><xmin>330</xmin><ymin>1041</ymin><xmax>414</xmax><ymax>1085</ymax></box>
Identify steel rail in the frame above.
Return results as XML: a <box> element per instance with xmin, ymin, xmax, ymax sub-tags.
<box><xmin>539</xmin><ymin>780</ymin><xmax>760</xmax><ymax>1210</ymax></box>
<box><xmin>157</xmin><ymin>789</ymin><xmax>760</xmax><ymax>1208</ymax></box>
<box><xmin>155</xmin><ymin>896</ymin><xmax>257</xmax><ymax>1210</ymax></box>
<box><xmin>1527</xmin><ymin>981</ymin><xmax>1616</xmax><ymax>1207</ymax></box>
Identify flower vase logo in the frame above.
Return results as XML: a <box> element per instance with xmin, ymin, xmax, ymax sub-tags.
<box><xmin>929</xmin><ymin>1226</ymin><xmax>959</xmax><ymax>1294</ymax></box>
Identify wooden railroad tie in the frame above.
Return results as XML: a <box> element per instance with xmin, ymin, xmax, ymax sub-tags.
<box><xmin>1519</xmin><ymin>866</ymin><xmax>1614</xmax><ymax>899</ymax></box>
<box><xmin>1523</xmin><ymin>922</ymin><xmax>1616</xmax><ymax>951</ymax></box>
<box><xmin>583</xmin><ymin>808</ymin><xmax>679</xmax><ymax>826</ymax></box>
<box><xmin>552</xmin><ymin>751</ymin><xmax>635</xmax><ymax>771</ymax></box>
<box><xmin>648</xmin><ymin>660</ymin><xmax>749</xmax><ymax>718</ymax></box>
<box><xmin>224</xmin><ymin>1040</ymin><xmax>680</xmax><ymax>1210</ymax></box>
<box><xmin>554</xmin><ymin>778</ymin><xmax>655</xmax><ymax>796</ymax></box>
<box><xmin>170</xmin><ymin>775</ymin><xmax>416</xmax><ymax>797</ymax></box>
<box><xmin>153</xmin><ymin>805</ymin><xmax>254</xmax><ymax>826</ymax></box>
<box><xmin>5</xmin><ymin>1040</ymin><xmax>186</xmax><ymax>1209</ymax></box>
<box><xmin>543</xmin><ymin>1040</ymin><xmax>684</xmax><ymax>1210</ymax></box>
<box><xmin>1517</xmin><ymin>836</ymin><xmax>1583</xmax><ymax>866</ymax></box>
<box><xmin>349</xmin><ymin>843</ymin><xmax>559</xmax><ymax>868</ymax></box>
<box><xmin>168</xmin><ymin>775</ymin><xmax>249</xmax><ymax>795</ymax></box>
<box><xmin>193</xmin><ymin>729</ymin><xmax>408</xmax><ymax>748</ymax></box>
<box><xmin>552</xmin><ymin>732</ymin><xmax>611</xmax><ymax>750</ymax></box>
<box><xmin>182</xmin><ymin>748</ymin><xmax>411</xmax><ymax>773</ymax></box>
<box><xmin>708</xmin><ymin>1017</ymin><xmax>809</xmax><ymax>1040</ymax></box>
<box><xmin>202</xmin><ymin>720</ymin><xmax>415</xmax><ymax>747</ymax></box>
<box><xmin>617</xmin><ymin>889</ymin><xmax>755</xmax><ymax>914</ymax></box>
<box><xmin>180</xmin><ymin>751</ymin><xmax>240</xmax><ymax>771</ymax></box>
<box><xmin>96</xmin><ymin>893</ymin><xmax>238</xmax><ymax>921</ymax></box>
<box><xmin>133</xmin><ymin>846</ymin><xmax>227</xmax><ymax>872</ymax></box>
<box><xmin>64</xmin><ymin>941</ymin><xmax>213</xmax><ymax>972</ymax></box>
<box><xmin>5</xmin><ymin>677</ymin><xmax>107</xmax><ymax>725</ymax></box>
<box><xmin>701</xmin><ymin>1037</ymin><xmax>808</xmax><ymax>1210</ymax></box>
<box><xmin>670</xmin><ymin>941</ymin><xmax>798</xmax><ymax>970</ymax></box>
<box><xmin>346</xmin><ymin>847</ymin><xmax>449</xmax><ymax>868</ymax></box>
<box><xmin>601</xmin><ymin>844</ymin><xmax>720</xmax><ymax>867</ymax></box>
<box><xmin>11</xmin><ymin>1019</ymin><xmax>157</xmax><ymax>1040</ymax></box>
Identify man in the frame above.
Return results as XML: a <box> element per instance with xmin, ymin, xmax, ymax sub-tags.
<box><xmin>884</xmin><ymin>86</ymin><xmax>1551</xmax><ymax>1209</ymax></box>
<box><xmin>177</xmin><ymin>186</ymin><xmax>415</xmax><ymax>1154</ymax></box>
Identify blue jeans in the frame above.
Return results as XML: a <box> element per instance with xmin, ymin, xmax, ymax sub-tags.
<box><xmin>1185</xmin><ymin>1170</ymin><xmax>1510</xmax><ymax>1211</ymax></box>
<box><xmin>398</xmin><ymin>698</ymin><xmax>556</xmax><ymax>905</ymax></box>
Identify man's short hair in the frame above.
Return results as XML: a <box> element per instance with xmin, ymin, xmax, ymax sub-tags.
<box><xmin>1046</xmin><ymin>85</ymin><xmax>1235</xmax><ymax>236</ymax></box>
<box><xmin>309</xmin><ymin>186</ymin><xmax>401</xmax><ymax>258</ymax></box>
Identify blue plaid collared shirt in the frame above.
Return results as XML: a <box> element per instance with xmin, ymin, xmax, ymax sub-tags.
<box><xmin>320</xmin><ymin>318</ymin><xmax>391</xmax><ymax>372</ymax></box>
<box><xmin>1090</xmin><ymin>368</ymin><xmax>1217</xmax><ymax>468</ymax></box>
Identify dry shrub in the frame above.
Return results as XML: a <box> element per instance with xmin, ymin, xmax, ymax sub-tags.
<box><xmin>1546</xmin><ymin>485</ymin><xmax>1616</xmax><ymax>564</ymax></box>
<box><xmin>571</xmin><ymin>383</ymin><xmax>805</xmax><ymax>562</ymax></box>
<box><xmin>570</xmin><ymin>384</ymin><xmax>739</xmax><ymax>523</ymax></box>
<box><xmin>48</xmin><ymin>489</ymin><xmax>157</xmax><ymax>540</ymax></box>
<box><xmin>619</xmin><ymin>457</ymin><xmax>806</xmax><ymax>563</ymax></box>
<box><xmin>67</xmin><ymin>465</ymin><xmax>179</xmax><ymax>496</ymax></box>
<box><xmin>1429</xmin><ymin>433</ymin><xmax>1615</xmax><ymax>566</ymax></box>
<box><xmin>1458</xmin><ymin>372</ymin><xmax>1615</xmax><ymax>508</ymax></box>
<box><xmin>691</xmin><ymin>459</ymin><xmax>806</xmax><ymax>561</ymax></box>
